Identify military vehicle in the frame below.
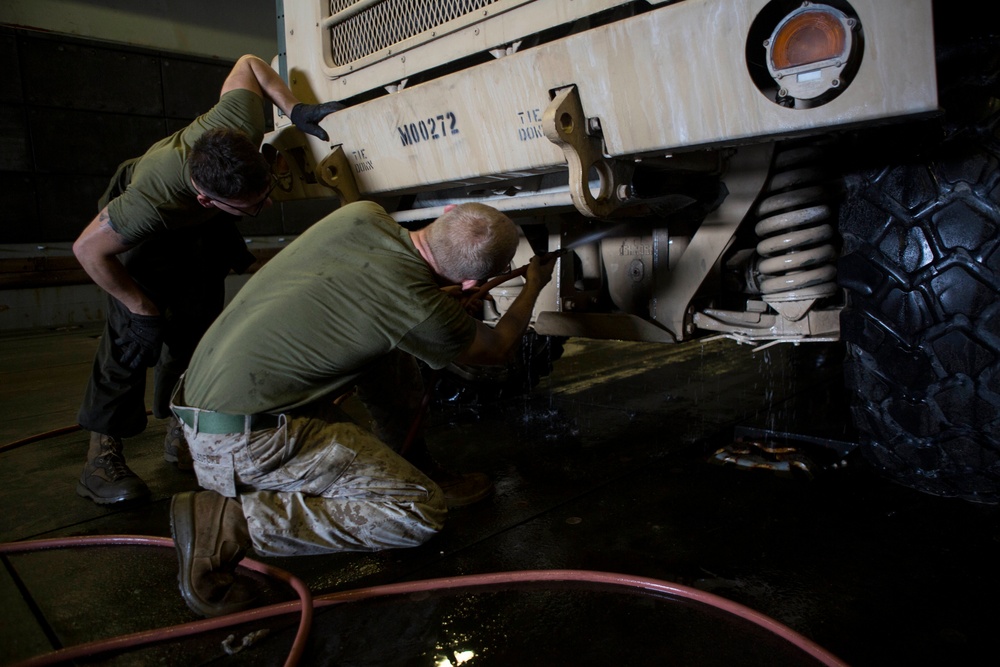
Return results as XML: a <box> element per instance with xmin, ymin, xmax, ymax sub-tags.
<box><xmin>262</xmin><ymin>0</ymin><xmax>1000</xmax><ymax>503</ymax></box>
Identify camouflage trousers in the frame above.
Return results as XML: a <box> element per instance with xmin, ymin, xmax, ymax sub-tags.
<box><xmin>170</xmin><ymin>393</ymin><xmax>446</xmax><ymax>557</ymax></box>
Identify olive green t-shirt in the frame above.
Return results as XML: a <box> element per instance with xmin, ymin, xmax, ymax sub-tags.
<box><xmin>183</xmin><ymin>201</ymin><xmax>478</xmax><ymax>414</ymax></box>
<box><xmin>106</xmin><ymin>88</ymin><xmax>266</xmax><ymax>244</ymax></box>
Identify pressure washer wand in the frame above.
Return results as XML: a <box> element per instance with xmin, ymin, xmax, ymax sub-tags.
<box><xmin>467</xmin><ymin>248</ymin><xmax>566</xmax><ymax>304</ymax></box>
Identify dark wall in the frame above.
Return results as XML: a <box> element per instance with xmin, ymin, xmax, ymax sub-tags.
<box><xmin>0</xmin><ymin>26</ymin><xmax>323</xmax><ymax>245</ymax></box>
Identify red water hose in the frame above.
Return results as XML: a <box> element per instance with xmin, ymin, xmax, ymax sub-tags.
<box><xmin>0</xmin><ymin>535</ymin><xmax>848</xmax><ymax>667</ymax></box>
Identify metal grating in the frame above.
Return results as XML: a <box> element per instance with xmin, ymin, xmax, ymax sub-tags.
<box><xmin>328</xmin><ymin>0</ymin><xmax>500</xmax><ymax>66</ymax></box>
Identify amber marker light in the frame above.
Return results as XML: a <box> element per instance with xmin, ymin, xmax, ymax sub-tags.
<box><xmin>769</xmin><ymin>7</ymin><xmax>849</xmax><ymax>71</ymax></box>
<box><xmin>762</xmin><ymin>3</ymin><xmax>857</xmax><ymax>104</ymax></box>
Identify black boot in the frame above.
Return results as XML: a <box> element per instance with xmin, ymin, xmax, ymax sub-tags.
<box><xmin>76</xmin><ymin>432</ymin><xmax>150</xmax><ymax>504</ymax></box>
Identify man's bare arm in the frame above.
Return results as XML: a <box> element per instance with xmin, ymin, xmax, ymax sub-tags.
<box><xmin>72</xmin><ymin>208</ymin><xmax>158</xmax><ymax>316</ymax></box>
<box><xmin>221</xmin><ymin>54</ymin><xmax>341</xmax><ymax>141</ymax></box>
<box><xmin>221</xmin><ymin>54</ymin><xmax>300</xmax><ymax>117</ymax></box>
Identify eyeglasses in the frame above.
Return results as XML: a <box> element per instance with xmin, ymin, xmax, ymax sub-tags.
<box><xmin>199</xmin><ymin>173</ymin><xmax>279</xmax><ymax>218</ymax></box>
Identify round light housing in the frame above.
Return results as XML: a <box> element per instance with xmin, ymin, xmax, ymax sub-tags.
<box><xmin>770</xmin><ymin>9</ymin><xmax>848</xmax><ymax>70</ymax></box>
<box><xmin>765</xmin><ymin>3</ymin><xmax>856</xmax><ymax>103</ymax></box>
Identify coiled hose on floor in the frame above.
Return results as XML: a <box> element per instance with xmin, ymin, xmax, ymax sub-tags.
<box><xmin>0</xmin><ymin>534</ymin><xmax>848</xmax><ymax>667</ymax></box>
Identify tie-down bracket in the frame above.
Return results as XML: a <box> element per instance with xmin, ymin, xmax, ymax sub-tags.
<box><xmin>542</xmin><ymin>86</ymin><xmax>631</xmax><ymax>218</ymax></box>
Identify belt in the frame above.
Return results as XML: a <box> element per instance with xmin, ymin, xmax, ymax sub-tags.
<box><xmin>173</xmin><ymin>406</ymin><xmax>280</xmax><ymax>434</ymax></box>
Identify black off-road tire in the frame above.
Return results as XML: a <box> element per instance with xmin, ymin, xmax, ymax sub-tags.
<box><xmin>837</xmin><ymin>25</ymin><xmax>1000</xmax><ymax>502</ymax></box>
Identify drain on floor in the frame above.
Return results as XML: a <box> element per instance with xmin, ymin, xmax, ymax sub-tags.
<box><xmin>709</xmin><ymin>427</ymin><xmax>857</xmax><ymax>480</ymax></box>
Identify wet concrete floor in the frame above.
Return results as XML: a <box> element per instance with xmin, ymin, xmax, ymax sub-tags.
<box><xmin>1</xmin><ymin>325</ymin><xmax>998</xmax><ymax>666</ymax></box>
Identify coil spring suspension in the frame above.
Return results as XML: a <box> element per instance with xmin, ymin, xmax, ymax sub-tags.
<box><xmin>753</xmin><ymin>143</ymin><xmax>838</xmax><ymax>307</ymax></box>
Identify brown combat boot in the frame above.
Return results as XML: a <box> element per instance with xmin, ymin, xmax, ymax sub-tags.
<box><xmin>170</xmin><ymin>490</ymin><xmax>257</xmax><ymax>617</ymax></box>
<box><xmin>163</xmin><ymin>416</ymin><xmax>193</xmax><ymax>470</ymax></box>
<box><xmin>429</xmin><ymin>468</ymin><xmax>494</xmax><ymax>508</ymax></box>
<box><xmin>76</xmin><ymin>433</ymin><xmax>150</xmax><ymax>504</ymax></box>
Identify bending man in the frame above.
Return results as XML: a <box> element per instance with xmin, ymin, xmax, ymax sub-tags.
<box><xmin>73</xmin><ymin>55</ymin><xmax>341</xmax><ymax>504</ymax></box>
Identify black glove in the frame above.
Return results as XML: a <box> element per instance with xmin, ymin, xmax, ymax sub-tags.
<box><xmin>115</xmin><ymin>313</ymin><xmax>164</xmax><ymax>370</ymax></box>
<box><xmin>290</xmin><ymin>101</ymin><xmax>344</xmax><ymax>141</ymax></box>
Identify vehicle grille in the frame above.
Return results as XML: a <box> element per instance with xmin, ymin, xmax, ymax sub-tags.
<box><xmin>328</xmin><ymin>0</ymin><xmax>500</xmax><ymax>66</ymax></box>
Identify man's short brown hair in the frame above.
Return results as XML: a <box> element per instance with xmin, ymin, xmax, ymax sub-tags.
<box><xmin>189</xmin><ymin>128</ymin><xmax>270</xmax><ymax>199</ymax></box>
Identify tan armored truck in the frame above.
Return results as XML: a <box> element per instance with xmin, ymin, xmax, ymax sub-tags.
<box><xmin>261</xmin><ymin>0</ymin><xmax>1000</xmax><ymax>503</ymax></box>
